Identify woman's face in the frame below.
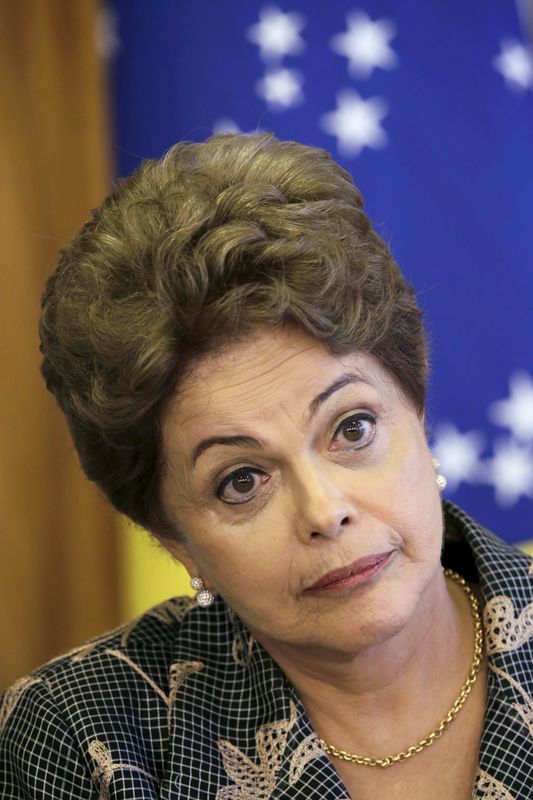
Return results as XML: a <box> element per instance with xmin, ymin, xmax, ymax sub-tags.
<box><xmin>160</xmin><ymin>326</ymin><xmax>444</xmax><ymax>658</ymax></box>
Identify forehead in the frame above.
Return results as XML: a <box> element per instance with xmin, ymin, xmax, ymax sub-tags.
<box><xmin>163</xmin><ymin>327</ymin><xmax>399</xmax><ymax>435</ymax></box>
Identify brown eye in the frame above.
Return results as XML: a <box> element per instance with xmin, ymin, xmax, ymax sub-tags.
<box><xmin>342</xmin><ymin>418</ymin><xmax>366</xmax><ymax>441</ymax></box>
<box><xmin>333</xmin><ymin>413</ymin><xmax>376</xmax><ymax>449</ymax></box>
<box><xmin>217</xmin><ymin>468</ymin><xmax>268</xmax><ymax>504</ymax></box>
<box><xmin>231</xmin><ymin>470</ymin><xmax>255</xmax><ymax>493</ymax></box>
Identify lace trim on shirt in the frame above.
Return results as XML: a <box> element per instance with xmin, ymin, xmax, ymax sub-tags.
<box><xmin>0</xmin><ymin>675</ymin><xmax>50</xmax><ymax>733</ymax></box>
<box><xmin>474</xmin><ymin>769</ymin><xmax>516</xmax><ymax>799</ymax></box>
<box><xmin>483</xmin><ymin>595</ymin><xmax>533</xmax><ymax>654</ymax></box>
<box><xmin>216</xmin><ymin>700</ymin><xmax>298</xmax><ymax>799</ymax></box>
<box><xmin>489</xmin><ymin>663</ymin><xmax>533</xmax><ymax>738</ymax></box>
<box><xmin>88</xmin><ymin>739</ymin><xmax>159</xmax><ymax>799</ymax></box>
<box><xmin>105</xmin><ymin>649</ymin><xmax>204</xmax><ymax>729</ymax></box>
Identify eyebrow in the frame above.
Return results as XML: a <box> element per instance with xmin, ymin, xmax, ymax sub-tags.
<box><xmin>192</xmin><ymin>435</ymin><xmax>260</xmax><ymax>466</ymax></box>
<box><xmin>307</xmin><ymin>373</ymin><xmax>369</xmax><ymax>418</ymax></box>
<box><xmin>191</xmin><ymin>372</ymin><xmax>370</xmax><ymax>466</ymax></box>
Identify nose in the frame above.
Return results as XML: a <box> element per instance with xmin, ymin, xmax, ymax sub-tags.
<box><xmin>290</xmin><ymin>456</ymin><xmax>359</xmax><ymax>542</ymax></box>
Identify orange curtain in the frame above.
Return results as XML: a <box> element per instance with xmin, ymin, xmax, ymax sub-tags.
<box><xmin>0</xmin><ymin>1</ymin><xmax>120</xmax><ymax>690</ymax></box>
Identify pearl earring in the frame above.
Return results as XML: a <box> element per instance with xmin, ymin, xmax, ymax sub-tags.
<box><xmin>432</xmin><ymin>457</ymin><xmax>447</xmax><ymax>492</ymax></box>
<box><xmin>190</xmin><ymin>576</ymin><xmax>215</xmax><ymax>607</ymax></box>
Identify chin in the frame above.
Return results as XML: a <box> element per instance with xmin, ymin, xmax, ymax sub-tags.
<box><xmin>354</xmin><ymin>610</ymin><xmax>411</xmax><ymax>653</ymax></box>
<box><xmin>295</xmin><ymin>599</ymin><xmax>411</xmax><ymax>657</ymax></box>
<box><xmin>337</xmin><ymin>584</ymin><xmax>420</xmax><ymax>654</ymax></box>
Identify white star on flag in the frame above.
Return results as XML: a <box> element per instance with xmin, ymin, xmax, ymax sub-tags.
<box><xmin>493</xmin><ymin>38</ymin><xmax>533</xmax><ymax>91</ymax></box>
<box><xmin>247</xmin><ymin>6</ymin><xmax>306</xmax><ymax>62</ymax></box>
<box><xmin>330</xmin><ymin>10</ymin><xmax>397</xmax><ymax>78</ymax></box>
<box><xmin>213</xmin><ymin>120</ymin><xmax>264</xmax><ymax>135</ymax></box>
<box><xmin>256</xmin><ymin>68</ymin><xmax>304</xmax><ymax>109</ymax></box>
<box><xmin>484</xmin><ymin>439</ymin><xmax>533</xmax><ymax>507</ymax></box>
<box><xmin>432</xmin><ymin>423</ymin><xmax>484</xmax><ymax>492</ymax></box>
<box><xmin>489</xmin><ymin>372</ymin><xmax>533</xmax><ymax>442</ymax></box>
<box><xmin>213</xmin><ymin>118</ymin><xmax>242</xmax><ymax>134</ymax></box>
<box><xmin>321</xmin><ymin>90</ymin><xmax>388</xmax><ymax>157</ymax></box>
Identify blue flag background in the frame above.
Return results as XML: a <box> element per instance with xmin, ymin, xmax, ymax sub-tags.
<box><xmin>106</xmin><ymin>0</ymin><xmax>533</xmax><ymax>544</ymax></box>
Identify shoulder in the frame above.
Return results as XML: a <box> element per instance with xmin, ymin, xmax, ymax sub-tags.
<box><xmin>1</xmin><ymin>594</ymin><xmax>197</xmax><ymax>728</ymax></box>
<box><xmin>0</xmin><ymin>595</ymin><xmax>198</xmax><ymax>798</ymax></box>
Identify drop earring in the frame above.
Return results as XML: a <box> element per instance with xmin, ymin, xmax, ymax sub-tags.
<box><xmin>190</xmin><ymin>576</ymin><xmax>215</xmax><ymax>607</ymax></box>
<box><xmin>432</xmin><ymin>457</ymin><xmax>447</xmax><ymax>492</ymax></box>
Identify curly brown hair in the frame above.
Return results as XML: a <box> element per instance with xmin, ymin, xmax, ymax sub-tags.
<box><xmin>40</xmin><ymin>133</ymin><xmax>428</xmax><ymax>540</ymax></box>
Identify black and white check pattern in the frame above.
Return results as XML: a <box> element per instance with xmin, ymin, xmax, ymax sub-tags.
<box><xmin>1</xmin><ymin>501</ymin><xmax>532</xmax><ymax>799</ymax></box>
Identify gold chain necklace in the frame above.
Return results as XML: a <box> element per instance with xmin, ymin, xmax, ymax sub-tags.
<box><xmin>319</xmin><ymin>569</ymin><xmax>484</xmax><ymax>768</ymax></box>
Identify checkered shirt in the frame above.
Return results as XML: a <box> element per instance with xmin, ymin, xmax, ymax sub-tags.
<box><xmin>1</xmin><ymin>501</ymin><xmax>532</xmax><ymax>799</ymax></box>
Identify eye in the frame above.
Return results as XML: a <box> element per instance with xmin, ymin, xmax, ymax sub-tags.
<box><xmin>331</xmin><ymin>412</ymin><xmax>376</xmax><ymax>450</ymax></box>
<box><xmin>217</xmin><ymin>468</ymin><xmax>269</xmax><ymax>505</ymax></box>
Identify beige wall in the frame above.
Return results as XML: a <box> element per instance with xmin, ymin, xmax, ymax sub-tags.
<box><xmin>0</xmin><ymin>1</ymin><xmax>120</xmax><ymax>690</ymax></box>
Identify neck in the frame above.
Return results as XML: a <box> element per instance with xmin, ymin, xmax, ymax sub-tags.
<box><xmin>253</xmin><ymin>569</ymin><xmax>475</xmax><ymax>754</ymax></box>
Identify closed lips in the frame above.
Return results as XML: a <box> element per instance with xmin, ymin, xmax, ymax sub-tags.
<box><xmin>308</xmin><ymin>552</ymin><xmax>392</xmax><ymax>590</ymax></box>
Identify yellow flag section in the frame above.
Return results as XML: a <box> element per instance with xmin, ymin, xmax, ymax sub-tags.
<box><xmin>521</xmin><ymin>541</ymin><xmax>533</xmax><ymax>559</ymax></box>
<box><xmin>120</xmin><ymin>519</ymin><xmax>193</xmax><ymax>621</ymax></box>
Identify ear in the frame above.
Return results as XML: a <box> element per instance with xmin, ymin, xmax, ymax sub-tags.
<box><xmin>161</xmin><ymin>537</ymin><xmax>198</xmax><ymax>579</ymax></box>
<box><xmin>159</xmin><ymin>537</ymin><xmax>215</xmax><ymax>590</ymax></box>
<box><xmin>150</xmin><ymin>499</ymin><xmax>203</xmax><ymax>581</ymax></box>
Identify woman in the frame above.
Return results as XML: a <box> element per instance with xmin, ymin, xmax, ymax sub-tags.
<box><xmin>1</xmin><ymin>133</ymin><xmax>531</xmax><ymax>799</ymax></box>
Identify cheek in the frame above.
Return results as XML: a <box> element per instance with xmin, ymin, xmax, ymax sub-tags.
<box><xmin>182</xmin><ymin>506</ymin><xmax>295</xmax><ymax>598</ymax></box>
<box><xmin>390</xmin><ymin>420</ymin><xmax>435</xmax><ymax>497</ymax></box>
<box><xmin>378</xmin><ymin>429</ymin><xmax>442</xmax><ymax>551</ymax></box>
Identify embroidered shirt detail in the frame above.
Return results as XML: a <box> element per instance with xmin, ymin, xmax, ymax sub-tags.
<box><xmin>88</xmin><ymin>739</ymin><xmax>159</xmax><ymax>800</ymax></box>
<box><xmin>71</xmin><ymin>639</ymin><xmax>109</xmax><ymax>662</ymax></box>
<box><xmin>215</xmin><ymin>786</ymin><xmax>246</xmax><ymax>799</ymax></box>
<box><xmin>105</xmin><ymin>649</ymin><xmax>169</xmax><ymax>705</ymax></box>
<box><xmin>120</xmin><ymin>596</ymin><xmax>196</xmax><ymax>648</ymax></box>
<box><xmin>489</xmin><ymin>664</ymin><xmax>533</xmax><ymax>737</ymax></box>
<box><xmin>483</xmin><ymin>595</ymin><xmax>533</xmax><ymax>654</ymax></box>
<box><xmin>474</xmin><ymin>769</ymin><xmax>516</xmax><ymax>799</ymax></box>
<box><xmin>231</xmin><ymin>632</ymin><xmax>256</xmax><ymax>667</ymax></box>
<box><xmin>168</xmin><ymin>660</ymin><xmax>204</xmax><ymax>727</ymax></box>
<box><xmin>216</xmin><ymin>701</ymin><xmax>298</xmax><ymax>799</ymax></box>
<box><xmin>228</xmin><ymin>608</ymin><xmax>256</xmax><ymax>668</ymax></box>
<box><xmin>287</xmin><ymin>733</ymin><xmax>324</xmax><ymax>785</ymax></box>
<box><xmin>512</xmin><ymin>701</ymin><xmax>533</xmax><ymax>736</ymax></box>
<box><xmin>105</xmin><ymin>649</ymin><xmax>204</xmax><ymax>724</ymax></box>
<box><xmin>0</xmin><ymin>676</ymin><xmax>49</xmax><ymax>733</ymax></box>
